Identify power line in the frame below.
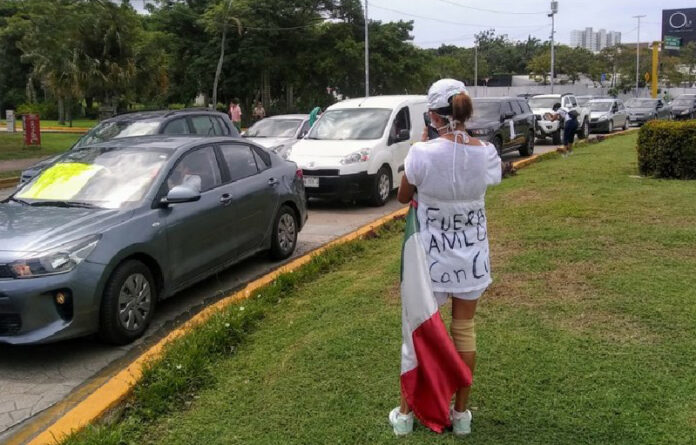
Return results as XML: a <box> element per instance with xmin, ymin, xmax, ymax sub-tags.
<box><xmin>371</xmin><ymin>3</ymin><xmax>547</xmax><ymax>28</ymax></box>
<box><xmin>432</xmin><ymin>0</ymin><xmax>548</xmax><ymax>15</ymax></box>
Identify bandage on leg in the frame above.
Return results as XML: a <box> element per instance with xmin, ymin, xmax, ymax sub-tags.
<box><xmin>450</xmin><ymin>318</ymin><xmax>476</xmax><ymax>352</ymax></box>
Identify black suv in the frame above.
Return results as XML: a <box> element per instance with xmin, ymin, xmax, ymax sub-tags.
<box><xmin>20</xmin><ymin>109</ymin><xmax>238</xmax><ymax>184</ymax></box>
<box><xmin>467</xmin><ymin>97</ymin><xmax>536</xmax><ymax>156</ymax></box>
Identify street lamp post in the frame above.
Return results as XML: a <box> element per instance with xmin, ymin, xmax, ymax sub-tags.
<box><xmin>549</xmin><ymin>1</ymin><xmax>558</xmax><ymax>93</ymax></box>
<box><xmin>365</xmin><ymin>0</ymin><xmax>369</xmax><ymax>97</ymax></box>
<box><xmin>633</xmin><ymin>15</ymin><xmax>645</xmax><ymax>97</ymax></box>
<box><xmin>474</xmin><ymin>43</ymin><xmax>478</xmax><ymax>97</ymax></box>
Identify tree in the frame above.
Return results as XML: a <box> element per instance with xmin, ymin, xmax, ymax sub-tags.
<box><xmin>202</xmin><ymin>0</ymin><xmax>242</xmax><ymax>108</ymax></box>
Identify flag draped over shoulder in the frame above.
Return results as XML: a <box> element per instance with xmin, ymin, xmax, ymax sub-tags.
<box><xmin>400</xmin><ymin>203</ymin><xmax>472</xmax><ymax>433</ymax></box>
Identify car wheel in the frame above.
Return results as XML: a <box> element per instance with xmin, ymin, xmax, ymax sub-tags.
<box><xmin>270</xmin><ymin>205</ymin><xmax>298</xmax><ymax>260</ymax></box>
<box><xmin>518</xmin><ymin>131</ymin><xmax>535</xmax><ymax>156</ymax></box>
<box><xmin>99</xmin><ymin>260</ymin><xmax>156</xmax><ymax>345</ymax></box>
<box><xmin>623</xmin><ymin>118</ymin><xmax>629</xmax><ymax>131</ymax></box>
<box><xmin>578</xmin><ymin>119</ymin><xmax>589</xmax><ymax>139</ymax></box>
<box><xmin>552</xmin><ymin>128</ymin><xmax>562</xmax><ymax>145</ymax></box>
<box><xmin>369</xmin><ymin>166</ymin><xmax>392</xmax><ymax>207</ymax></box>
<box><xmin>607</xmin><ymin>120</ymin><xmax>614</xmax><ymax>133</ymax></box>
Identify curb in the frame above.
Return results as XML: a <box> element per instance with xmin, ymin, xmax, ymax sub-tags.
<box><xmin>9</xmin><ymin>130</ymin><xmax>637</xmax><ymax>444</ymax></box>
<box><xmin>0</xmin><ymin>177</ymin><xmax>19</xmax><ymax>188</ymax></box>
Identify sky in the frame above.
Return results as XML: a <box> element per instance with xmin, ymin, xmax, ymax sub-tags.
<box><xmin>128</xmin><ymin>0</ymin><xmax>689</xmax><ymax>49</ymax></box>
<box><xmin>368</xmin><ymin>0</ymin><xmax>687</xmax><ymax>48</ymax></box>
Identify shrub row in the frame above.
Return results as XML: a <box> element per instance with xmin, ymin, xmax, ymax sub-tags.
<box><xmin>637</xmin><ymin>120</ymin><xmax>696</xmax><ymax>179</ymax></box>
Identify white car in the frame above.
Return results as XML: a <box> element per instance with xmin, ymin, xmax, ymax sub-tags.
<box><xmin>288</xmin><ymin>95</ymin><xmax>427</xmax><ymax>206</ymax></box>
<box><xmin>529</xmin><ymin>94</ymin><xmax>590</xmax><ymax>144</ymax></box>
<box><xmin>243</xmin><ymin>114</ymin><xmax>310</xmax><ymax>159</ymax></box>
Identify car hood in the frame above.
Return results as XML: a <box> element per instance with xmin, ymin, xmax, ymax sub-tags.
<box><xmin>0</xmin><ymin>204</ymin><xmax>126</xmax><ymax>255</ymax></box>
<box><xmin>626</xmin><ymin>107</ymin><xmax>654</xmax><ymax>113</ymax></box>
<box><xmin>246</xmin><ymin>137</ymin><xmax>294</xmax><ymax>149</ymax></box>
<box><xmin>590</xmin><ymin>111</ymin><xmax>610</xmax><ymax>119</ymax></box>
<box><xmin>530</xmin><ymin>107</ymin><xmax>554</xmax><ymax>115</ymax></box>
<box><xmin>289</xmin><ymin>139</ymin><xmax>379</xmax><ymax>160</ymax></box>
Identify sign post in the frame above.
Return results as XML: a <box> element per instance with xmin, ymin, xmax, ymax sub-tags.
<box><xmin>651</xmin><ymin>41</ymin><xmax>659</xmax><ymax>99</ymax></box>
<box><xmin>22</xmin><ymin>114</ymin><xmax>41</xmax><ymax>149</ymax></box>
<box><xmin>6</xmin><ymin>110</ymin><xmax>16</xmax><ymax>133</ymax></box>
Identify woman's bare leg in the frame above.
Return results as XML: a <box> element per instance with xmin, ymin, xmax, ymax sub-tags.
<box><xmin>452</xmin><ymin>298</ymin><xmax>478</xmax><ymax>412</ymax></box>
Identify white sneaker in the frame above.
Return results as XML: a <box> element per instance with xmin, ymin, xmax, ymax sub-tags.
<box><xmin>388</xmin><ymin>407</ymin><xmax>414</xmax><ymax>436</ymax></box>
<box><xmin>450</xmin><ymin>407</ymin><xmax>472</xmax><ymax>436</ymax></box>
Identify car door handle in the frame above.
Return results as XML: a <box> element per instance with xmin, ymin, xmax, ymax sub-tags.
<box><xmin>268</xmin><ymin>178</ymin><xmax>279</xmax><ymax>186</ymax></box>
<box><xmin>219</xmin><ymin>193</ymin><xmax>233</xmax><ymax>205</ymax></box>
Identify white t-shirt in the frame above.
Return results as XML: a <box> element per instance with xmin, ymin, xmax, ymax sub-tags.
<box><xmin>404</xmin><ymin>134</ymin><xmax>501</xmax><ymax>293</ymax></box>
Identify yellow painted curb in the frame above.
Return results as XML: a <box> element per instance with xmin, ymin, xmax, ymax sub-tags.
<box><xmin>0</xmin><ymin>177</ymin><xmax>19</xmax><ymax>188</ymax></box>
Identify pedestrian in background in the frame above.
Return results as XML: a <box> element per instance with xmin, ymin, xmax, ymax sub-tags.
<box><xmin>252</xmin><ymin>101</ymin><xmax>266</xmax><ymax>122</ymax></box>
<box><xmin>229</xmin><ymin>98</ymin><xmax>242</xmax><ymax>131</ymax></box>
<box><xmin>308</xmin><ymin>106</ymin><xmax>322</xmax><ymax>127</ymax></box>
<box><xmin>560</xmin><ymin>109</ymin><xmax>579</xmax><ymax>156</ymax></box>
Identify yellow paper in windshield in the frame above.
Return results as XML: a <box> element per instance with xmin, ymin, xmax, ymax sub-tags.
<box><xmin>17</xmin><ymin>163</ymin><xmax>104</xmax><ymax>200</ymax></box>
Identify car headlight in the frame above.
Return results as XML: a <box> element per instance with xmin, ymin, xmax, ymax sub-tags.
<box><xmin>269</xmin><ymin>144</ymin><xmax>290</xmax><ymax>159</ymax></box>
<box><xmin>598</xmin><ymin>115</ymin><xmax>608</xmax><ymax>121</ymax></box>
<box><xmin>340</xmin><ymin>149</ymin><xmax>370</xmax><ymax>165</ymax></box>
<box><xmin>681</xmin><ymin>110</ymin><xmax>690</xmax><ymax>115</ymax></box>
<box><xmin>9</xmin><ymin>235</ymin><xmax>101</xmax><ymax>278</ymax></box>
<box><xmin>469</xmin><ymin>128</ymin><xmax>493</xmax><ymax>136</ymax></box>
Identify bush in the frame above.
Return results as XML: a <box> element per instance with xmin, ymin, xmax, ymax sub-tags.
<box><xmin>637</xmin><ymin>120</ymin><xmax>696</xmax><ymax>179</ymax></box>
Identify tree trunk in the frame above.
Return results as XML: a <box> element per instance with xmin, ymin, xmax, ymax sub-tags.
<box><xmin>58</xmin><ymin>97</ymin><xmax>65</xmax><ymax>125</ymax></box>
<box><xmin>212</xmin><ymin>25</ymin><xmax>227</xmax><ymax>109</ymax></box>
<box><xmin>262</xmin><ymin>69</ymin><xmax>271</xmax><ymax>110</ymax></box>
<box><xmin>286</xmin><ymin>84</ymin><xmax>294</xmax><ymax>112</ymax></box>
<box><xmin>66</xmin><ymin>97</ymin><xmax>73</xmax><ymax>127</ymax></box>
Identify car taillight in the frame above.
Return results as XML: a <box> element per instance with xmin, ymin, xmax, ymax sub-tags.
<box><xmin>295</xmin><ymin>169</ymin><xmax>303</xmax><ymax>179</ymax></box>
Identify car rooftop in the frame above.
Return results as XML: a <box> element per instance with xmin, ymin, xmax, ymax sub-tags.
<box><xmin>266</xmin><ymin>114</ymin><xmax>309</xmax><ymax>120</ymax></box>
<box><xmin>588</xmin><ymin>98</ymin><xmax>616</xmax><ymax>102</ymax></box>
<box><xmin>103</xmin><ymin>108</ymin><xmax>226</xmax><ymax>122</ymax></box>
<box><xmin>80</xmin><ymin>135</ymin><xmax>242</xmax><ymax>151</ymax></box>
<box><xmin>473</xmin><ymin>97</ymin><xmax>523</xmax><ymax>101</ymax></box>
<box><xmin>329</xmin><ymin>95</ymin><xmax>427</xmax><ymax>110</ymax></box>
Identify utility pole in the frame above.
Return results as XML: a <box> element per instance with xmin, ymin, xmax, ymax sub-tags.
<box><xmin>633</xmin><ymin>15</ymin><xmax>645</xmax><ymax>97</ymax></box>
<box><xmin>549</xmin><ymin>1</ymin><xmax>558</xmax><ymax>93</ymax></box>
<box><xmin>474</xmin><ymin>43</ymin><xmax>478</xmax><ymax>97</ymax></box>
<box><xmin>365</xmin><ymin>0</ymin><xmax>370</xmax><ymax>97</ymax></box>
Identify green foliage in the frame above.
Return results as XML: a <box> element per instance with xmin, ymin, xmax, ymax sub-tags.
<box><xmin>637</xmin><ymin>120</ymin><xmax>696</xmax><ymax>179</ymax></box>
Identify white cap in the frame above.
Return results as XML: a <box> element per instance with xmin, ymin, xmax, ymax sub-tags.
<box><xmin>427</xmin><ymin>78</ymin><xmax>468</xmax><ymax>110</ymax></box>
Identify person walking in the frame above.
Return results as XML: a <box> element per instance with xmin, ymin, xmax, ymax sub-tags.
<box><xmin>252</xmin><ymin>101</ymin><xmax>266</xmax><ymax>122</ymax></box>
<box><xmin>391</xmin><ymin>79</ymin><xmax>502</xmax><ymax>436</ymax></box>
<box><xmin>229</xmin><ymin>98</ymin><xmax>242</xmax><ymax>132</ymax></box>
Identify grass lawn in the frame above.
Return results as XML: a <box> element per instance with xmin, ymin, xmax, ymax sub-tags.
<box><xmin>0</xmin><ymin>133</ymin><xmax>81</xmax><ymax>162</ymax></box>
<box><xmin>0</xmin><ymin>170</ymin><xmax>20</xmax><ymax>179</ymax></box>
<box><xmin>64</xmin><ymin>133</ymin><xmax>696</xmax><ymax>445</ymax></box>
<box><xmin>0</xmin><ymin>119</ymin><xmax>98</xmax><ymax>129</ymax></box>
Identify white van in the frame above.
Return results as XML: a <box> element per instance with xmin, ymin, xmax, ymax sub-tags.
<box><xmin>288</xmin><ymin>95</ymin><xmax>427</xmax><ymax>206</ymax></box>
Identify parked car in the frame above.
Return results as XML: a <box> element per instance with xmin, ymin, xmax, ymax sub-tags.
<box><xmin>467</xmin><ymin>97</ymin><xmax>535</xmax><ymax>156</ymax></box>
<box><xmin>625</xmin><ymin>98</ymin><xmax>672</xmax><ymax>125</ymax></box>
<box><xmin>588</xmin><ymin>98</ymin><xmax>629</xmax><ymax>133</ymax></box>
<box><xmin>243</xmin><ymin>114</ymin><xmax>310</xmax><ymax>159</ymax></box>
<box><xmin>529</xmin><ymin>94</ymin><xmax>590</xmax><ymax>144</ymax></box>
<box><xmin>670</xmin><ymin>96</ymin><xmax>696</xmax><ymax>120</ymax></box>
<box><xmin>288</xmin><ymin>95</ymin><xmax>427</xmax><ymax>206</ymax></box>
<box><xmin>0</xmin><ymin>136</ymin><xmax>306</xmax><ymax>345</ymax></box>
<box><xmin>19</xmin><ymin>109</ymin><xmax>239</xmax><ymax>185</ymax></box>
<box><xmin>575</xmin><ymin>95</ymin><xmax>606</xmax><ymax>107</ymax></box>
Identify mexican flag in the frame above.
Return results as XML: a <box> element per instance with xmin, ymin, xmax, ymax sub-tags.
<box><xmin>400</xmin><ymin>203</ymin><xmax>473</xmax><ymax>433</ymax></box>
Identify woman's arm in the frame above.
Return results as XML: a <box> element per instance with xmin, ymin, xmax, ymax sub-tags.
<box><xmin>397</xmin><ymin>174</ymin><xmax>416</xmax><ymax>204</ymax></box>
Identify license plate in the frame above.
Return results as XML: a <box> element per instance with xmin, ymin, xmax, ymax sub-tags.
<box><xmin>303</xmin><ymin>176</ymin><xmax>319</xmax><ymax>188</ymax></box>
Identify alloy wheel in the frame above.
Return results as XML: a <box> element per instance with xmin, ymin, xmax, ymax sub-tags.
<box><xmin>118</xmin><ymin>273</ymin><xmax>152</xmax><ymax>332</ymax></box>
<box><xmin>378</xmin><ymin>173</ymin><xmax>390</xmax><ymax>201</ymax></box>
<box><xmin>277</xmin><ymin>213</ymin><xmax>296</xmax><ymax>252</ymax></box>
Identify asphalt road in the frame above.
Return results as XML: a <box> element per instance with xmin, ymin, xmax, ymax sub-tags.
<box><xmin>0</xmin><ymin>140</ymin><xmax>560</xmax><ymax>439</ymax></box>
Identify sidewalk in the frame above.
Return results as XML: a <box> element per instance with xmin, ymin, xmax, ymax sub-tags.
<box><xmin>0</xmin><ymin>157</ymin><xmax>48</xmax><ymax>174</ymax></box>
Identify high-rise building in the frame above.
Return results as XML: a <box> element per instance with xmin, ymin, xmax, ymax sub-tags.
<box><xmin>569</xmin><ymin>28</ymin><xmax>621</xmax><ymax>52</ymax></box>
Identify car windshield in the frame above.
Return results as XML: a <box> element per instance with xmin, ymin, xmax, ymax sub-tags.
<box><xmin>73</xmin><ymin>120</ymin><xmax>161</xmax><ymax>148</ymax></box>
<box><xmin>14</xmin><ymin>147</ymin><xmax>170</xmax><ymax>209</ymax></box>
<box><xmin>245</xmin><ymin>118</ymin><xmax>302</xmax><ymax>138</ymax></box>
<box><xmin>306</xmin><ymin>108</ymin><xmax>391</xmax><ymax>140</ymax></box>
<box><xmin>472</xmin><ymin>101</ymin><xmax>501</xmax><ymax>120</ymax></box>
<box><xmin>528</xmin><ymin>97</ymin><xmax>560</xmax><ymax>108</ymax></box>
<box><xmin>576</xmin><ymin>97</ymin><xmax>592</xmax><ymax>106</ymax></box>
<box><xmin>626</xmin><ymin>99</ymin><xmax>656</xmax><ymax>108</ymax></box>
<box><xmin>589</xmin><ymin>102</ymin><xmax>612</xmax><ymax>112</ymax></box>
<box><xmin>672</xmin><ymin>99</ymin><xmax>692</xmax><ymax>106</ymax></box>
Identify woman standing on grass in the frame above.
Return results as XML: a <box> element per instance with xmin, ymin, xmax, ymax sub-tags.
<box><xmin>391</xmin><ymin>79</ymin><xmax>502</xmax><ymax>436</ymax></box>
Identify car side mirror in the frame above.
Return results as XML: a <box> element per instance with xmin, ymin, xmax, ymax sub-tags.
<box><xmin>397</xmin><ymin>129</ymin><xmax>410</xmax><ymax>141</ymax></box>
<box><xmin>161</xmin><ymin>184</ymin><xmax>201</xmax><ymax>206</ymax></box>
<box><xmin>501</xmin><ymin>112</ymin><xmax>514</xmax><ymax>122</ymax></box>
<box><xmin>535</xmin><ymin>115</ymin><xmax>542</xmax><ymax>121</ymax></box>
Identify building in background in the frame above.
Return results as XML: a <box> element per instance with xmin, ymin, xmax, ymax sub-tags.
<box><xmin>569</xmin><ymin>28</ymin><xmax>621</xmax><ymax>52</ymax></box>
